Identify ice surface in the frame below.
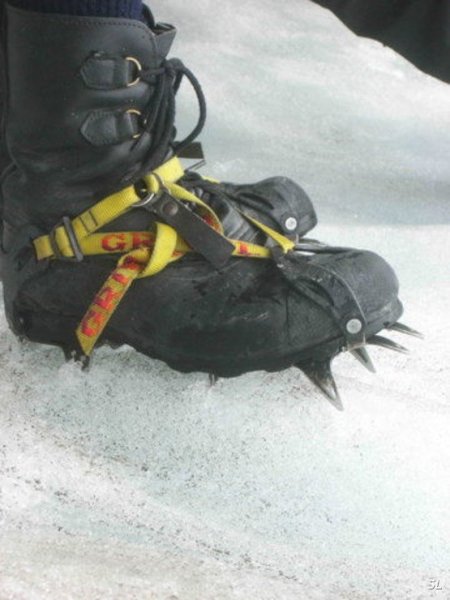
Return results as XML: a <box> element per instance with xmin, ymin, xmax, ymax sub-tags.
<box><xmin>1</xmin><ymin>1</ymin><xmax>450</xmax><ymax>598</ymax></box>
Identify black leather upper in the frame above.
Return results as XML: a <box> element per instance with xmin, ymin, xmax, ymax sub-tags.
<box><xmin>3</xmin><ymin>5</ymin><xmax>176</xmax><ymax>230</ymax></box>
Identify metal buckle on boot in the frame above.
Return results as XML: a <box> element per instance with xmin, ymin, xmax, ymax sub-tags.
<box><xmin>49</xmin><ymin>216</ymin><xmax>84</xmax><ymax>262</ymax></box>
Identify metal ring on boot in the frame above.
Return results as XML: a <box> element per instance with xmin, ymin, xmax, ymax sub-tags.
<box><xmin>125</xmin><ymin>57</ymin><xmax>142</xmax><ymax>87</ymax></box>
<box><xmin>126</xmin><ymin>109</ymin><xmax>144</xmax><ymax>139</ymax></box>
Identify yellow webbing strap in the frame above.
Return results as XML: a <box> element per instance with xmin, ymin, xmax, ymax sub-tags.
<box><xmin>34</xmin><ymin>157</ymin><xmax>186</xmax><ymax>261</ymax></box>
<box><xmin>37</xmin><ymin>230</ymin><xmax>271</xmax><ymax>259</ymax></box>
<box><xmin>76</xmin><ymin>222</ymin><xmax>178</xmax><ymax>355</ymax></box>
<box><xmin>33</xmin><ymin>157</ymin><xmax>296</xmax><ymax>357</ymax></box>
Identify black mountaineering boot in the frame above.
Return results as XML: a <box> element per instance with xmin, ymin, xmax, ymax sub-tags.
<box><xmin>1</xmin><ymin>5</ymin><xmax>417</xmax><ymax>408</ymax></box>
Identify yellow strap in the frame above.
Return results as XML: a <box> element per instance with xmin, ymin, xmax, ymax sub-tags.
<box><xmin>35</xmin><ymin>156</ymin><xmax>297</xmax><ymax>357</ymax></box>
<box><xmin>139</xmin><ymin>222</ymin><xmax>178</xmax><ymax>278</ymax></box>
<box><xmin>34</xmin><ymin>157</ymin><xmax>185</xmax><ymax>261</ymax></box>
<box><xmin>76</xmin><ymin>222</ymin><xmax>182</xmax><ymax>355</ymax></box>
<box><xmin>47</xmin><ymin>230</ymin><xmax>271</xmax><ymax>260</ymax></box>
<box><xmin>76</xmin><ymin>256</ymin><xmax>142</xmax><ymax>356</ymax></box>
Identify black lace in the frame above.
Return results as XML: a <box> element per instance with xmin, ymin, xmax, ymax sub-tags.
<box><xmin>128</xmin><ymin>44</ymin><xmax>259</xmax><ymax>243</ymax></box>
<box><xmin>136</xmin><ymin>57</ymin><xmax>207</xmax><ymax>172</ymax></box>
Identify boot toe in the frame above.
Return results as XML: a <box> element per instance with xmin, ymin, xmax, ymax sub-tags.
<box><xmin>312</xmin><ymin>248</ymin><xmax>400</xmax><ymax>318</ymax></box>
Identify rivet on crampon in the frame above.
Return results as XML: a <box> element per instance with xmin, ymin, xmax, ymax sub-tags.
<box><xmin>297</xmin><ymin>359</ymin><xmax>344</xmax><ymax>411</ymax></box>
<box><xmin>284</xmin><ymin>217</ymin><xmax>298</xmax><ymax>231</ymax></box>
<box><xmin>346</xmin><ymin>318</ymin><xmax>363</xmax><ymax>335</ymax></box>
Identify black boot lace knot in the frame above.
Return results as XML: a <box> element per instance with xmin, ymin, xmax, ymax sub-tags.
<box><xmin>136</xmin><ymin>57</ymin><xmax>207</xmax><ymax>171</ymax></box>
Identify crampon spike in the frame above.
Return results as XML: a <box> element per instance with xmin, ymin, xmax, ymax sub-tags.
<box><xmin>297</xmin><ymin>360</ymin><xmax>344</xmax><ymax>411</ymax></box>
<box><xmin>209</xmin><ymin>373</ymin><xmax>219</xmax><ymax>386</ymax></box>
<box><xmin>62</xmin><ymin>347</ymin><xmax>91</xmax><ymax>370</ymax></box>
<box><xmin>387</xmin><ymin>322</ymin><xmax>424</xmax><ymax>339</ymax></box>
<box><xmin>350</xmin><ymin>346</ymin><xmax>376</xmax><ymax>373</ymax></box>
<box><xmin>367</xmin><ymin>335</ymin><xmax>409</xmax><ymax>355</ymax></box>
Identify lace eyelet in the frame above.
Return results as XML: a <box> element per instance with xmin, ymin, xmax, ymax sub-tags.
<box><xmin>126</xmin><ymin>109</ymin><xmax>143</xmax><ymax>139</ymax></box>
<box><xmin>125</xmin><ymin>56</ymin><xmax>142</xmax><ymax>87</ymax></box>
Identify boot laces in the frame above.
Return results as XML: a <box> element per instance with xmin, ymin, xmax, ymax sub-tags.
<box><xmin>138</xmin><ymin>57</ymin><xmax>207</xmax><ymax>169</ymax></box>
<box><xmin>136</xmin><ymin>52</ymin><xmax>257</xmax><ymax>242</ymax></box>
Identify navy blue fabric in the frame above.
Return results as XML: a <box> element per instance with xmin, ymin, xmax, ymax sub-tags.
<box><xmin>313</xmin><ymin>0</ymin><xmax>450</xmax><ymax>83</ymax></box>
<box><xmin>8</xmin><ymin>0</ymin><xmax>144</xmax><ymax>21</ymax></box>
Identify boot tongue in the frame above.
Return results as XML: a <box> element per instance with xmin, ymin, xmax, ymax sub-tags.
<box><xmin>141</xmin><ymin>5</ymin><xmax>176</xmax><ymax>59</ymax></box>
<box><xmin>154</xmin><ymin>25</ymin><xmax>177</xmax><ymax>59</ymax></box>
